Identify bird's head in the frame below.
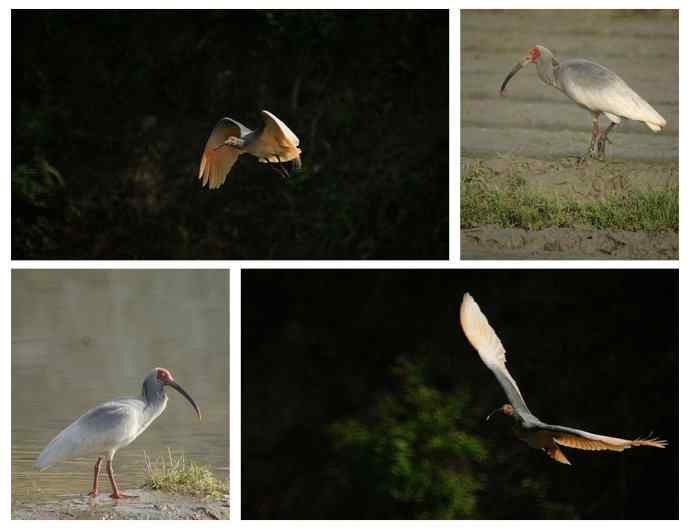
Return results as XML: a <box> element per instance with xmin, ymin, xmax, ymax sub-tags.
<box><xmin>525</xmin><ymin>46</ymin><xmax>541</xmax><ymax>63</ymax></box>
<box><xmin>500</xmin><ymin>45</ymin><xmax>555</xmax><ymax>95</ymax></box>
<box><xmin>152</xmin><ymin>367</ymin><xmax>202</xmax><ymax>421</ymax></box>
<box><xmin>155</xmin><ymin>367</ymin><xmax>174</xmax><ymax>384</ymax></box>
<box><xmin>486</xmin><ymin>403</ymin><xmax>514</xmax><ymax>421</ymax></box>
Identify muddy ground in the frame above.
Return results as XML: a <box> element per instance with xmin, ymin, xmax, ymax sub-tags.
<box><xmin>12</xmin><ymin>489</ymin><xmax>229</xmax><ymax>520</ymax></box>
<box><xmin>461</xmin><ymin>10</ymin><xmax>678</xmax><ymax>259</ymax></box>
<box><xmin>461</xmin><ymin>154</ymin><xmax>678</xmax><ymax>259</ymax></box>
<box><xmin>462</xmin><ymin>225</ymin><xmax>677</xmax><ymax>260</ymax></box>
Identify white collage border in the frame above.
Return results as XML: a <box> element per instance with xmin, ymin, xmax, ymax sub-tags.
<box><xmin>4</xmin><ymin>3</ymin><xmax>684</xmax><ymax>527</ymax></box>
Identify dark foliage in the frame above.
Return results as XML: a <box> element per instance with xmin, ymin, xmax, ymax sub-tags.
<box><xmin>12</xmin><ymin>11</ymin><xmax>448</xmax><ymax>259</ymax></box>
<box><xmin>242</xmin><ymin>270</ymin><xmax>678</xmax><ymax>519</ymax></box>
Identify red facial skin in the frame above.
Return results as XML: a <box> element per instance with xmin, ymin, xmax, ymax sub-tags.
<box><xmin>155</xmin><ymin>367</ymin><xmax>174</xmax><ymax>383</ymax></box>
<box><xmin>527</xmin><ymin>47</ymin><xmax>541</xmax><ymax>61</ymax></box>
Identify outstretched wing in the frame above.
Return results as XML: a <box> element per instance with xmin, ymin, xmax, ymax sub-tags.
<box><xmin>256</xmin><ymin>110</ymin><xmax>301</xmax><ymax>164</ymax></box>
<box><xmin>534</xmin><ymin>421</ymin><xmax>667</xmax><ymax>452</ymax></box>
<box><xmin>460</xmin><ymin>293</ymin><xmax>534</xmax><ymax>418</ymax></box>
<box><xmin>198</xmin><ymin>117</ymin><xmax>248</xmax><ymax>189</ymax></box>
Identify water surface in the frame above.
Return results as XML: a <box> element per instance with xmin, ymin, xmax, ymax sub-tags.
<box><xmin>12</xmin><ymin>270</ymin><xmax>229</xmax><ymax>506</ymax></box>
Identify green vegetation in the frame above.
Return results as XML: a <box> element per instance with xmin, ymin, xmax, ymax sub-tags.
<box><xmin>461</xmin><ymin>158</ymin><xmax>678</xmax><ymax>232</ymax></box>
<box><xmin>243</xmin><ymin>271</ymin><xmax>677</xmax><ymax>519</ymax></box>
<box><xmin>144</xmin><ymin>450</ymin><xmax>228</xmax><ymax>498</ymax></box>
<box><xmin>329</xmin><ymin>356</ymin><xmax>487</xmax><ymax>519</ymax></box>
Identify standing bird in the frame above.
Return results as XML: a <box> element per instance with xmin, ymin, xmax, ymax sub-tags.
<box><xmin>500</xmin><ymin>45</ymin><xmax>666</xmax><ymax>159</ymax></box>
<box><xmin>198</xmin><ymin>110</ymin><xmax>301</xmax><ymax>189</ymax></box>
<box><xmin>34</xmin><ymin>367</ymin><xmax>201</xmax><ymax>498</ymax></box>
<box><xmin>459</xmin><ymin>293</ymin><xmax>667</xmax><ymax>465</ymax></box>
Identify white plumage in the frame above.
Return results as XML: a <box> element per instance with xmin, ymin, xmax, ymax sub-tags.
<box><xmin>34</xmin><ymin>368</ymin><xmax>200</xmax><ymax>498</ymax></box>
<box><xmin>459</xmin><ymin>293</ymin><xmax>667</xmax><ymax>465</ymax></box>
<box><xmin>198</xmin><ymin>110</ymin><xmax>301</xmax><ymax>189</ymax></box>
<box><xmin>500</xmin><ymin>45</ymin><xmax>666</xmax><ymax>157</ymax></box>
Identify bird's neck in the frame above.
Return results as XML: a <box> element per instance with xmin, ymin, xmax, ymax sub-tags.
<box><xmin>141</xmin><ymin>378</ymin><xmax>168</xmax><ymax>416</ymax></box>
<box><xmin>536</xmin><ymin>56</ymin><xmax>561</xmax><ymax>91</ymax></box>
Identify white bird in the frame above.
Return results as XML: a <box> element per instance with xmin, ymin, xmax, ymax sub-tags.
<box><xmin>459</xmin><ymin>293</ymin><xmax>667</xmax><ymax>465</ymax></box>
<box><xmin>198</xmin><ymin>110</ymin><xmax>301</xmax><ymax>189</ymax></box>
<box><xmin>500</xmin><ymin>45</ymin><xmax>667</xmax><ymax>158</ymax></box>
<box><xmin>34</xmin><ymin>367</ymin><xmax>201</xmax><ymax>498</ymax></box>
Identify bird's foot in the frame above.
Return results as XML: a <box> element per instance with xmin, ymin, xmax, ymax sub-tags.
<box><xmin>87</xmin><ymin>489</ymin><xmax>99</xmax><ymax>497</ymax></box>
<box><xmin>596</xmin><ymin>136</ymin><xmax>612</xmax><ymax>159</ymax></box>
<box><xmin>576</xmin><ymin>153</ymin><xmax>594</xmax><ymax>167</ymax></box>
<box><xmin>269</xmin><ymin>163</ymin><xmax>290</xmax><ymax>179</ymax></box>
<box><xmin>110</xmin><ymin>491</ymin><xmax>138</xmax><ymax>499</ymax></box>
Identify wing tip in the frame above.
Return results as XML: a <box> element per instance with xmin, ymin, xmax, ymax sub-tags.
<box><xmin>634</xmin><ymin>436</ymin><xmax>668</xmax><ymax>448</ymax></box>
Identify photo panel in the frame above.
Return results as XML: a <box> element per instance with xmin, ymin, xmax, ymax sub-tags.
<box><xmin>12</xmin><ymin>10</ymin><xmax>449</xmax><ymax>260</ymax></box>
<box><xmin>11</xmin><ymin>269</ymin><xmax>229</xmax><ymax>519</ymax></box>
<box><xmin>242</xmin><ymin>268</ymin><xmax>678</xmax><ymax>519</ymax></box>
<box><xmin>460</xmin><ymin>9</ymin><xmax>678</xmax><ymax>260</ymax></box>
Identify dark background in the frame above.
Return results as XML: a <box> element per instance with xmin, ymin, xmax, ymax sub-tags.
<box><xmin>12</xmin><ymin>10</ymin><xmax>448</xmax><ymax>259</ymax></box>
<box><xmin>242</xmin><ymin>269</ymin><xmax>678</xmax><ymax>519</ymax></box>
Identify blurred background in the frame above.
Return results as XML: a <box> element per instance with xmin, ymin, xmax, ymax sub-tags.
<box><xmin>461</xmin><ymin>9</ymin><xmax>678</xmax><ymax>160</ymax></box>
<box><xmin>242</xmin><ymin>269</ymin><xmax>678</xmax><ymax>519</ymax></box>
<box><xmin>12</xmin><ymin>10</ymin><xmax>448</xmax><ymax>259</ymax></box>
<box><xmin>11</xmin><ymin>270</ymin><xmax>229</xmax><ymax>507</ymax></box>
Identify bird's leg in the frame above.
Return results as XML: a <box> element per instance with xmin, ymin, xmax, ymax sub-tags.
<box><xmin>588</xmin><ymin>113</ymin><xmax>601</xmax><ymax>158</ymax></box>
<box><xmin>106</xmin><ymin>458</ymin><xmax>137</xmax><ymax>499</ymax></box>
<box><xmin>265</xmin><ymin>158</ymin><xmax>284</xmax><ymax>177</ymax></box>
<box><xmin>275</xmin><ymin>155</ymin><xmax>290</xmax><ymax>179</ymax></box>
<box><xmin>597</xmin><ymin>122</ymin><xmax>616</xmax><ymax>158</ymax></box>
<box><xmin>265</xmin><ymin>156</ymin><xmax>290</xmax><ymax>179</ymax></box>
<box><xmin>87</xmin><ymin>457</ymin><xmax>103</xmax><ymax>497</ymax></box>
<box><xmin>577</xmin><ymin>113</ymin><xmax>600</xmax><ymax>166</ymax></box>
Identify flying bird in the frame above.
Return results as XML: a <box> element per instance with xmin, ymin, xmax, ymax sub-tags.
<box><xmin>198</xmin><ymin>110</ymin><xmax>301</xmax><ymax>189</ymax></box>
<box><xmin>459</xmin><ymin>293</ymin><xmax>667</xmax><ymax>465</ymax></box>
<box><xmin>34</xmin><ymin>367</ymin><xmax>201</xmax><ymax>498</ymax></box>
<box><xmin>500</xmin><ymin>45</ymin><xmax>666</xmax><ymax>159</ymax></box>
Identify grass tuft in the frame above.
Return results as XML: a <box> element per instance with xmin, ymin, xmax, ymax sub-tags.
<box><xmin>144</xmin><ymin>449</ymin><xmax>228</xmax><ymax>498</ymax></box>
<box><xmin>461</xmin><ymin>181</ymin><xmax>678</xmax><ymax>232</ymax></box>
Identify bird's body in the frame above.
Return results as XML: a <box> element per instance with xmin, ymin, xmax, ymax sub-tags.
<box><xmin>35</xmin><ymin>367</ymin><xmax>201</xmax><ymax>498</ymax></box>
<box><xmin>459</xmin><ymin>293</ymin><xmax>667</xmax><ymax>465</ymax></box>
<box><xmin>35</xmin><ymin>397</ymin><xmax>164</xmax><ymax>470</ymax></box>
<box><xmin>500</xmin><ymin>45</ymin><xmax>666</xmax><ymax>158</ymax></box>
<box><xmin>198</xmin><ymin>110</ymin><xmax>301</xmax><ymax>189</ymax></box>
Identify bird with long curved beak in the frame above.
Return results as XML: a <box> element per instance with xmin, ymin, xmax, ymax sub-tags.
<box><xmin>198</xmin><ymin>110</ymin><xmax>301</xmax><ymax>189</ymax></box>
<box><xmin>499</xmin><ymin>45</ymin><xmax>666</xmax><ymax>159</ymax></box>
<box><xmin>459</xmin><ymin>293</ymin><xmax>667</xmax><ymax>465</ymax></box>
<box><xmin>34</xmin><ymin>367</ymin><xmax>201</xmax><ymax>498</ymax></box>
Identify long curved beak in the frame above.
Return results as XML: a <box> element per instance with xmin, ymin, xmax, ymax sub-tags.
<box><xmin>486</xmin><ymin>407</ymin><xmax>503</xmax><ymax>421</ymax></box>
<box><xmin>500</xmin><ymin>57</ymin><xmax>532</xmax><ymax>95</ymax></box>
<box><xmin>169</xmin><ymin>380</ymin><xmax>202</xmax><ymax>420</ymax></box>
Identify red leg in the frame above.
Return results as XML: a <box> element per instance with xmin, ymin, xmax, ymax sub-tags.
<box><xmin>597</xmin><ymin>122</ymin><xmax>616</xmax><ymax>157</ymax></box>
<box><xmin>265</xmin><ymin>156</ymin><xmax>290</xmax><ymax>179</ymax></box>
<box><xmin>87</xmin><ymin>457</ymin><xmax>102</xmax><ymax>497</ymax></box>
<box><xmin>106</xmin><ymin>458</ymin><xmax>138</xmax><ymax>499</ymax></box>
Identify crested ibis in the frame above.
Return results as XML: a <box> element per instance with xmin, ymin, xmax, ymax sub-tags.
<box><xmin>459</xmin><ymin>293</ymin><xmax>667</xmax><ymax>465</ymax></box>
<box><xmin>34</xmin><ymin>367</ymin><xmax>201</xmax><ymax>498</ymax></box>
<box><xmin>500</xmin><ymin>45</ymin><xmax>667</xmax><ymax>159</ymax></box>
<box><xmin>198</xmin><ymin>110</ymin><xmax>301</xmax><ymax>189</ymax></box>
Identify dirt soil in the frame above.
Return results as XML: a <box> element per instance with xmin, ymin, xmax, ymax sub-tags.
<box><xmin>461</xmin><ymin>10</ymin><xmax>678</xmax><ymax>259</ymax></box>
<box><xmin>462</xmin><ymin>225</ymin><xmax>677</xmax><ymax>260</ymax></box>
<box><xmin>12</xmin><ymin>489</ymin><xmax>230</xmax><ymax>520</ymax></box>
